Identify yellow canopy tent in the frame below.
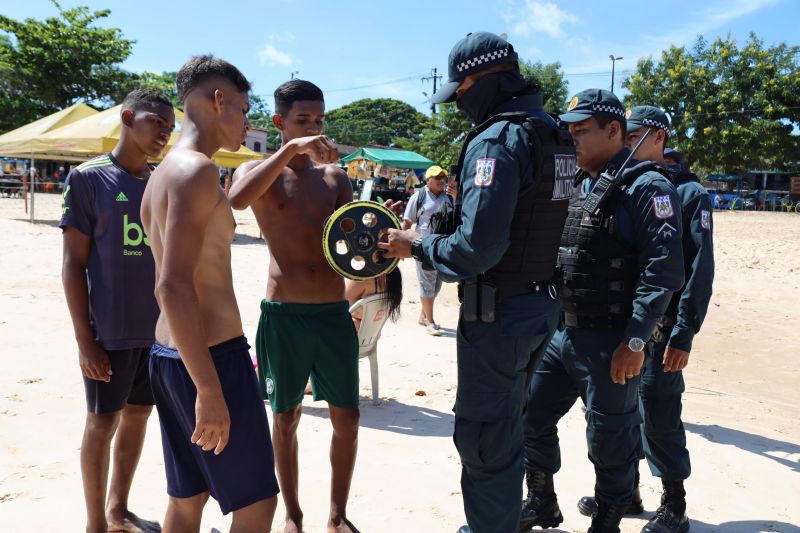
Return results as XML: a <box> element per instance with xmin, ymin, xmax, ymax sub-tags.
<box><xmin>0</xmin><ymin>103</ymin><xmax>98</xmax><ymax>156</ymax></box>
<box><xmin>22</xmin><ymin>105</ymin><xmax>262</xmax><ymax>168</ymax></box>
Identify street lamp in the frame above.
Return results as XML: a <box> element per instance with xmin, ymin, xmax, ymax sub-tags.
<box><xmin>609</xmin><ymin>55</ymin><xmax>623</xmax><ymax>93</ymax></box>
<box><xmin>290</xmin><ymin>70</ymin><xmax>300</xmax><ymax>80</ymax></box>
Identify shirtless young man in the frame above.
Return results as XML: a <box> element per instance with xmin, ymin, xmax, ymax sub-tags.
<box><xmin>141</xmin><ymin>55</ymin><xmax>278</xmax><ymax>533</ymax></box>
<box><xmin>229</xmin><ymin>80</ymin><xmax>365</xmax><ymax>533</ymax></box>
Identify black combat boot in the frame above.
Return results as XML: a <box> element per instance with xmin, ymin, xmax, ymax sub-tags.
<box><xmin>641</xmin><ymin>479</ymin><xmax>689</xmax><ymax>533</ymax></box>
<box><xmin>577</xmin><ymin>463</ymin><xmax>644</xmax><ymax>517</ymax></box>
<box><xmin>519</xmin><ymin>471</ymin><xmax>564</xmax><ymax>532</ymax></box>
<box><xmin>588</xmin><ymin>500</ymin><xmax>626</xmax><ymax>533</ymax></box>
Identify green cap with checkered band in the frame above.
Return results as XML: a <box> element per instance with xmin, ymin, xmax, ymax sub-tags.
<box><xmin>625</xmin><ymin>105</ymin><xmax>671</xmax><ymax>135</ymax></box>
<box><xmin>559</xmin><ymin>88</ymin><xmax>626</xmax><ymax>124</ymax></box>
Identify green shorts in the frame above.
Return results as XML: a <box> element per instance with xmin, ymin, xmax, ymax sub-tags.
<box><xmin>256</xmin><ymin>300</ymin><xmax>359</xmax><ymax>413</ymax></box>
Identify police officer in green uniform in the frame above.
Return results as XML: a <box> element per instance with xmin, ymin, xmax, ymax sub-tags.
<box><xmin>380</xmin><ymin>31</ymin><xmax>576</xmax><ymax>533</ymax></box>
<box><xmin>520</xmin><ymin>91</ymin><xmax>685</xmax><ymax>533</ymax></box>
<box><xmin>575</xmin><ymin>106</ymin><xmax>714</xmax><ymax>533</ymax></box>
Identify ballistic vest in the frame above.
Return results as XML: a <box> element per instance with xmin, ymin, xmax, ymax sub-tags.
<box><xmin>559</xmin><ymin>160</ymin><xmax>669</xmax><ymax>329</ymax></box>
<box><xmin>453</xmin><ymin>110</ymin><xmax>576</xmax><ymax>296</ymax></box>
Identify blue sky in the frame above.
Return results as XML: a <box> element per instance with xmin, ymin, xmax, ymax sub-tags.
<box><xmin>5</xmin><ymin>0</ymin><xmax>797</xmax><ymax>114</ymax></box>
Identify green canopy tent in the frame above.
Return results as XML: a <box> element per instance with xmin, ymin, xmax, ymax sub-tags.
<box><xmin>341</xmin><ymin>147</ymin><xmax>434</xmax><ymax>169</ymax></box>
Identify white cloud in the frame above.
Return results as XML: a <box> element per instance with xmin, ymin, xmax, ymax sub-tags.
<box><xmin>556</xmin><ymin>0</ymin><xmax>781</xmax><ymax>83</ymax></box>
<box><xmin>257</xmin><ymin>34</ymin><xmax>297</xmax><ymax>67</ymax></box>
<box><xmin>505</xmin><ymin>0</ymin><xmax>578</xmax><ymax>39</ymax></box>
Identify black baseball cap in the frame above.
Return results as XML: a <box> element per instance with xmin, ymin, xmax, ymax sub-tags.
<box><xmin>431</xmin><ymin>32</ymin><xmax>519</xmax><ymax>104</ymax></box>
<box><xmin>559</xmin><ymin>89</ymin><xmax>626</xmax><ymax>124</ymax></box>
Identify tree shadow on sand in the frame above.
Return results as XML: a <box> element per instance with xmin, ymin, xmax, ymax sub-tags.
<box><xmin>301</xmin><ymin>397</ymin><xmax>454</xmax><ymax>437</ymax></box>
<box><xmin>686</xmin><ymin>518</ymin><xmax>800</xmax><ymax>532</ymax></box>
<box><xmin>232</xmin><ymin>232</ymin><xmax>265</xmax><ymax>245</ymax></box>
<box><xmin>13</xmin><ymin>217</ymin><xmax>60</xmax><ymax>228</ymax></box>
<box><xmin>684</xmin><ymin>422</ymin><xmax>800</xmax><ymax>473</ymax></box>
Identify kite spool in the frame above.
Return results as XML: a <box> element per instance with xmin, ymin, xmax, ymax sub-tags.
<box><xmin>322</xmin><ymin>200</ymin><xmax>400</xmax><ymax>281</ymax></box>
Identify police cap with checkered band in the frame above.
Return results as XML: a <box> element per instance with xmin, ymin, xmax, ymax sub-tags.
<box><xmin>430</xmin><ymin>31</ymin><xmax>519</xmax><ymax>104</ymax></box>
<box><xmin>626</xmin><ymin>105</ymin><xmax>671</xmax><ymax>136</ymax></box>
<box><xmin>559</xmin><ymin>88</ymin><xmax>627</xmax><ymax>125</ymax></box>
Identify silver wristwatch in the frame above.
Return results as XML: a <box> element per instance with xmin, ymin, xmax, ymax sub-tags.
<box><xmin>627</xmin><ymin>337</ymin><xmax>646</xmax><ymax>352</ymax></box>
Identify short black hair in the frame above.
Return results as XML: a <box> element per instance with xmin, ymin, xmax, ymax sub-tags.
<box><xmin>274</xmin><ymin>79</ymin><xmax>324</xmax><ymax>115</ymax></box>
<box><xmin>176</xmin><ymin>55</ymin><xmax>251</xmax><ymax>103</ymax></box>
<box><xmin>121</xmin><ymin>89</ymin><xmax>172</xmax><ymax>112</ymax></box>
<box><xmin>595</xmin><ymin>114</ymin><xmax>626</xmax><ymax>131</ymax></box>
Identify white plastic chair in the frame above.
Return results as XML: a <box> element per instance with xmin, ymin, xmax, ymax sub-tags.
<box><xmin>349</xmin><ymin>293</ymin><xmax>392</xmax><ymax>405</ymax></box>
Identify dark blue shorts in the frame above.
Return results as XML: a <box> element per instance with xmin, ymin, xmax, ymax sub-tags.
<box><xmin>149</xmin><ymin>336</ymin><xmax>279</xmax><ymax>514</ymax></box>
<box><xmin>83</xmin><ymin>345</ymin><xmax>154</xmax><ymax>414</ymax></box>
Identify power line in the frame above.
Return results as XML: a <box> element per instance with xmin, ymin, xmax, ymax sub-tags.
<box><xmin>324</xmin><ymin>74</ymin><xmax>428</xmax><ymax>93</ymax></box>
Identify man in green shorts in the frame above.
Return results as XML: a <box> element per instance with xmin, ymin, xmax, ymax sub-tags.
<box><xmin>229</xmin><ymin>80</ymin><xmax>401</xmax><ymax>533</ymax></box>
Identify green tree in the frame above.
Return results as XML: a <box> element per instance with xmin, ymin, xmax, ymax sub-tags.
<box><xmin>112</xmin><ymin>71</ymin><xmax>179</xmax><ymax>107</ymax></box>
<box><xmin>395</xmin><ymin>59</ymin><xmax>570</xmax><ymax>168</ymax></box>
<box><xmin>247</xmin><ymin>94</ymin><xmax>281</xmax><ymax>149</ymax></box>
<box><xmin>520</xmin><ymin>60</ymin><xmax>569</xmax><ymax>114</ymax></box>
<box><xmin>623</xmin><ymin>34</ymin><xmax>800</xmax><ymax>173</ymax></box>
<box><xmin>394</xmin><ymin>103</ymin><xmax>471</xmax><ymax>169</ymax></box>
<box><xmin>324</xmin><ymin>98</ymin><xmax>432</xmax><ymax>147</ymax></box>
<box><xmin>0</xmin><ymin>1</ymin><xmax>134</xmax><ymax>132</ymax></box>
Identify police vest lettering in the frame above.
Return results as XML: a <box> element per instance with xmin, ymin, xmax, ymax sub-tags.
<box><xmin>123</xmin><ymin>214</ymin><xmax>151</xmax><ymax>248</ymax></box>
<box><xmin>558</xmin><ymin>161</ymin><xmax>669</xmax><ymax>329</ymax></box>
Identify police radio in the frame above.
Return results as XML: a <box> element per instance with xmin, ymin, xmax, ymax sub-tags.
<box><xmin>582</xmin><ymin>128</ymin><xmax>653</xmax><ymax>215</ymax></box>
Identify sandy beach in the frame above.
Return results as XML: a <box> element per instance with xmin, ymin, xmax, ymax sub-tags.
<box><xmin>0</xmin><ymin>192</ymin><xmax>798</xmax><ymax>532</ymax></box>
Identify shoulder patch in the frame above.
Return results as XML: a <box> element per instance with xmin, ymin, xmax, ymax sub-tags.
<box><xmin>652</xmin><ymin>195</ymin><xmax>674</xmax><ymax>219</ymax></box>
<box><xmin>701</xmin><ymin>209</ymin><xmax>711</xmax><ymax>230</ymax></box>
<box><xmin>474</xmin><ymin>157</ymin><xmax>496</xmax><ymax>188</ymax></box>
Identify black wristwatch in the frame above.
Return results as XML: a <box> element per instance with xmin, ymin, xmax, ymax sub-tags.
<box><xmin>411</xmin><ymin>237</ymin><xmax>425</xmax><ymax>262</ymax></box>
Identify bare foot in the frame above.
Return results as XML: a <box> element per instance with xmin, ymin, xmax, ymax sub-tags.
<box><xmin>107</xmin><ymin>510</ymin><xmax>161</xmax><ymax>532</ymax></box>
<box><xmin>282</xmin><ymin>517</ymin><xmax>303</xmax><ymax>533</ymax></box>
<box><xmin>328</xmin><ymin>516</ymin><xmax>360</xmax><ymax>533</ymax></box>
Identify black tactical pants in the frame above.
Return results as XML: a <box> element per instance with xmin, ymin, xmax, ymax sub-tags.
<box><xmin>523</xmin><ymin>326</ymin><xmax>642</xmax><ymax>505</ymax></box>
<box><xmin>454</xmin><ymin>292</ymin><xmax>559</xmax><ymax>533</ymax></box>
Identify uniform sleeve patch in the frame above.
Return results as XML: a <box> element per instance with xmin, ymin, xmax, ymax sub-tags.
<box><xmin>474</xmin><ymin>158</ymin><xmax>496</xmax><ymax>188</ymax></box>
<box><xmin>657</xmin><ymin>221</ymin><xmax>677</xmax><ymax>242</ymax></box>
<box><xmin>701</xmin><ymin>209</ymin><xmax>711</xmax><ymax>229</ymax></box>
<box><xmin>652</xmin><ymin>195</ymin><xmax>674</xmax><ymax>219</ymax></box>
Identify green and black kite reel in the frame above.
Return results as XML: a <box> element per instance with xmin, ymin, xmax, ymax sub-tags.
<box><xmin>322</xmin><ymin>200</ymin><xmax>401</xmax><ymax>281</ymax></box>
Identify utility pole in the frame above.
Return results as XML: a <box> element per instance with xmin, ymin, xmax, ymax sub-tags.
<box><xmin>290</xmin><ymin>70</ymin><xmax>299</xmax><ymax>80</ymax></box>
<box><xmin>609</xmin><ymin>55</ymin><xmax>623</xmax><ymax>93</ymax></box>
<box><xmin>422</xmin><ymin>67</ymin><xmax>443</xmax><ymax>114</ymax></box>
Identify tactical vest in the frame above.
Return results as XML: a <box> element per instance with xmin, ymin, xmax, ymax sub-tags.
<box><xmin>453</xmin><ymin>111</ymin><xmax>576</xmax><ymax>298</ymax></box>
<box><xmin>559</xmin><ymin>161</ymin><xmax>669</xmax><ymax>329</ymax></box>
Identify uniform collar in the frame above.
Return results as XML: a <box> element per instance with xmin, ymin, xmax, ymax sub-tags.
<box><xmin>492</xmin><ymin>93</ymin><xmax>544</xmax><ymax>115</ymax></box>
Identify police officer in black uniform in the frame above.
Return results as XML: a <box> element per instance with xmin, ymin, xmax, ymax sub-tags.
<box><xmin>380</xmin><ymin>31</ymin><xmax>576</xmax><ymax>533</ymax></box>
<box><xmin>574</xmin><ymin>106</ymin><xmax>713</xmax><ymax>533</ymax></box>
<box><xmin>519</xmin><ymin>91</ymin><xmax>685</xmax><ymax>533</ymax></box>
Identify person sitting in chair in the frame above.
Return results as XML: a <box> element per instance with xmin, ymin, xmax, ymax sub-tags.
<box><xmin>346</xmin><ymin>268</ymin><xmax>403</xmax><ymax>330</ymax></box>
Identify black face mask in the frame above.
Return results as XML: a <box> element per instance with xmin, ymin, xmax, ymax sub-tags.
<box><xmin>456</xmin><ymin>71</ymin><xmax>531</xmax><ymax>124</ymax></box>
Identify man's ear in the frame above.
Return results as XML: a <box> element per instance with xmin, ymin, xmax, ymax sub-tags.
<box><xmin>273</xmin><ymin>114</ymin><xmax>283</xmax><ymax>131</ymax></box>
<box><xmin>608</xmin><ymin>120</ymin><xmax>621</xmax><ymax>141</ymax></box>
<box><xmin>213</xmin><ymin>89</ymin><xmax>224</xmax><ymax>112</ymax></box>
<box><xmin>120</xmin><ymin>109</ymin><xmax>135</xmax><ymax>128</ymax></box>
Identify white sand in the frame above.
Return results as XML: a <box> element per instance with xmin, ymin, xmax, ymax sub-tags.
<box><xmin>0</xmin><ymin>194</ymin><xmax>798</xmax><ymax>532</ymax></box>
